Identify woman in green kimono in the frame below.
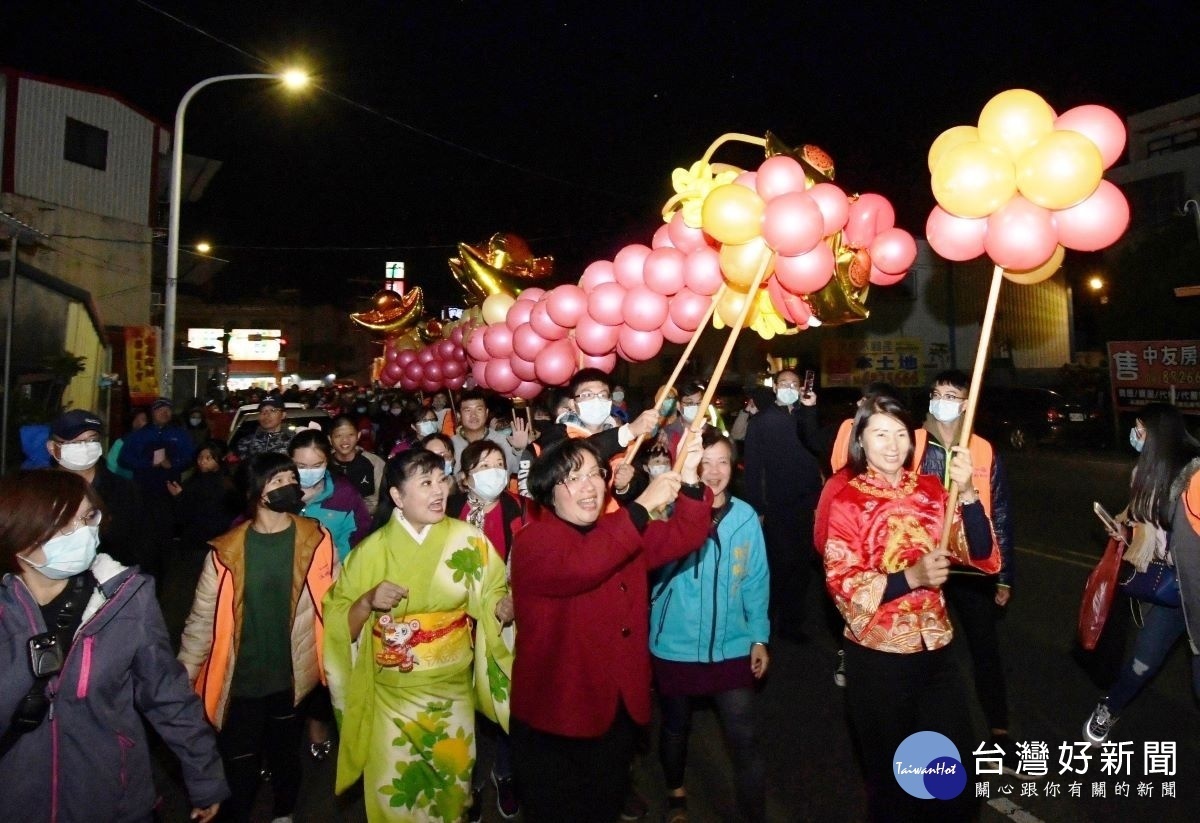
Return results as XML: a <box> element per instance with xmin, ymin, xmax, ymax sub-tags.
<box><xmin>324</xmin><ymin>448</ymin><xmax>514</xmax><ymax>822</ymax></box>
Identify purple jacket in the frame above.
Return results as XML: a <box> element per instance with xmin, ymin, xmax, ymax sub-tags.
<box><xmin>0</xmin><ymin>555</ymin><xmax>228</xmax><ymax>821</ymax></box>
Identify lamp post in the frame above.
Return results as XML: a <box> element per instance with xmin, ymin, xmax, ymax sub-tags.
<box><xmin>162</xmin><ymin>70</ymin><xmax>308</xmax><ymax>399</ymax></box>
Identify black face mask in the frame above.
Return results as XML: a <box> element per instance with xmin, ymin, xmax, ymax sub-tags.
<box><xmin>263</xmin><ymin>484</ymin><xmax>304</xmax><ymax>514</ymax></box>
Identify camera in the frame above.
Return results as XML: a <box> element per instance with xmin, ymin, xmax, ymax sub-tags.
<box><xmin>28</xmin><ymin>633</ymin><xmax>65</xmax><ymax>679</ymax></box>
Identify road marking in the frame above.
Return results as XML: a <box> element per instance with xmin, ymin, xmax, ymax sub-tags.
<box><xmin>1014</xmin><ymin>546</ymin><xmax>1095</xmax><ymax>570</ymax></box>
<box><xmin>988</xmin><ymin>797</ymin><xmax>1046</xmax><ymax>822</ymax></box>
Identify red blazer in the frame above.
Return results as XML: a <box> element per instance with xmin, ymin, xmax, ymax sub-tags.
<box><xmin>510</xmin><ymin>487</ymin><xmax>713</xmax><ymax>738</ymax></box>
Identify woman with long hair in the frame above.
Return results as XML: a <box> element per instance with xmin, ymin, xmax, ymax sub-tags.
<box><xmin>0</xmin><ymin>470</ymin><xmax>227</xmax><ymax>821</ymax></box>
<box><xmin>1082</xmin><ymin>403</ymin><xmax>1200</xmax><ymax>744</ymax></box>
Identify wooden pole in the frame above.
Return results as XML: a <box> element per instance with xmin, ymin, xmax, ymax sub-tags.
<box><xmin>673</xmin><ymin>253</ymin><xmax>774</xmax><ymax>472</ymax></box>
<box><xmin>938</xmin><ymin>264</ymin><xmax>1005</xmax><ymax>555</ymax></box>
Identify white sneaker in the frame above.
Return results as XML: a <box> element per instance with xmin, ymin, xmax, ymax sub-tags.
<box><xmin>833</xmin><ymin>649</ymin><xmax>847</xmax><ymax>688</ymax></box>
<box><xmin>1083</xmin><ymin>701</ymin><xmax>1118</xmax><ymax>745</ymax></box>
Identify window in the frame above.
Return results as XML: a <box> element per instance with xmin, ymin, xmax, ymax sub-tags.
<box><xmin>64</xmin><ymin>117</ymin><xmax>108</xmax><ymax>170</ymax></box>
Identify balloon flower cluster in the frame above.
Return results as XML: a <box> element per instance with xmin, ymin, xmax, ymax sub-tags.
<box><xmin>378</xmin><ymin>324</ymin><xmax>470</xmax><ymax>393</ymax></box>
<box><xmin>926</xmin><ymin>89</ymin><xmax>1130</xmax><ymax>282</ymax></box>
<box><xmin>462</xmin><ymin>134</ymin><xmax>918</xmax><ymax>399</ymax></box>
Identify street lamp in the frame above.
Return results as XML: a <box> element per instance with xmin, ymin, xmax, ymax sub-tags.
<box><xmin>195</xmin><ymin>241</ymin><xmax>212</xmax><ymax>254</ymax></box>
<box><xmin>162</xmin><ymin>70</ymin><xmax>309</xmax><ymax>399</ymax></box>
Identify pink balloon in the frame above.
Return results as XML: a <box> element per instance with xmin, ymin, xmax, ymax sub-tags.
<box><xmin>510</xmin><ymin>355</ymin><xmax>538</xmax><ymax>382</ymax></box>
<box><xmin>844</xmin><ymin>193</ymin><xmax>896</xmax><ymax>248</ymax></box>
<box><xmin>471</xmin><ymin>361</ymin><xmax>489</xmax><ymax>389</ymax></box>
<box><xmin>661</xmin><ymin>315</ymin><xmax>693</xmax><ymax>345</ymax></box>
<box><xmin>622</xmin><ymin>286</ymin><xmax>670</xmax><ymax>332</ymax></box>
<box><xmin>667</xmin><ymin>212</ymin><xmax>709</xmax><ymax>253</ymax></box>
<box><xmin>1055</xmin><ymin>105</ymin><xmax>1126</xmax><ymax>170</ymax></box>
<box><xmin>762</xmin><ymin>191</ymin><xmax>825</xmax><ymax>256</ymax></box>
<box><xmin>512</xmin><ymin>323</ymin><xmax>547</xmax><ymax>362</ymax></box>
<box><xmin>423</xmin><ymin>360</ymin><xmax>444</xmax><ymax>383</ymax></box>
<box><xmin>445</xmin><ymin>374</ymin><xmax>466</xmax><ymax>391</ymax></box>
<box><xmin>421</xmin><ymin>379</ymin><xmax>441</xmax><ymax>394</ymax></box>
<box><xmin>925</xmin><ymin>206</ymin><xmax>987</xmax><ymax>261</ymax></box>
<box><xmin>450</xmin><ymin>325</ymin><xmax>464</xmax><ymax>345</ymax></box>
<box><xmin>516</xmin><ymin>287</ymin><xmax>545</xmax><ymax>303</ymax></box>
<box><xmin>505</xmin><ymin>298</ymin><xmax>535</xmax><ymax>331</ymax></box>
<box><xmin>651</xmin><ymin>224</ymin><xmax>674</xmax><ymax>249</ymax></box>
<box><xmin>546</xmin><ymin>284</ymin><xmax>589</xmax><ymax>328</ymax></box>
<box><xmin>985</xmin><ymin>196</ymin><xmax>1059</xmax><ymax>270</ymax></box>
<box><xmin>734</xmin><ymin>171</ymin><xmax>758</xmax><ymax>190</ymax></box>
<box><xmin>616</xmin><ymin>326</ymin><xmax>664</xmax><ymax>363</ymax></box>
<box><xmin>807</xmin><ymin>183</ymin><xmax>850</xmax><ymax>237</ymax></box>
<box><xmin>484</xmin><ymin>358</ymin><xmax>520</xmax><ymax>394</ymax></box>
<box><xmin>642</xmin><ymin>247</ymin><xmax>687</xmax><ymax>296</ymax></box>
<box><xmin>383</xmin><ymin>361</ymin><xmax>404</xmax><ymax>382</ymax></box>
<box><xmin>755</xmin><ymin>155</ymin><xmax>808</xmax><ymax>201</ymax></box>
<box><xmin>869</xmin><ymin>228</ymin><xmax>918</xmax><ymax>275</ymax></box>
<box><xmin>513</xmin><ymin>380</ymin><xmax>543</xmax><ymax>400</ymax></box>
<box><xmin>767</xmin><ymin>277</ymin><xmax>813</xmax><ymax>326</ymax></box>
<box><xmin>482</xmin><ymin>324</ymin><xmax>514</xmax><ymax>359</ymax></box>
<box><xmin>535</xmin><ymin>339</ymin><xmax>578</xmax><ymax>386</ymax></box>
<box><xmin>587</xmin><ymin>281</ymin><xmax>627</xmax><ymax>326</ymax></box>
<box><xmin>442</xmin><ymin>359</ymin><xmax>465</xmax><ymax>379</ymax></box>
<box><xmin>579</xmin><ymin>260</ymin><xmax>617</xmax><ymax>291</ymax></box>
<box><xmin>773</xmin><ymin>243</ymin><xmax>835</xmax><ymax>295</ymax></box>
<box><xmin>404</xmin><ymin>361</ymin><xmax>425</xmax><ymax>382</ymax></box>
<box><xmin>613</xmin><ymin>244</ymin><xmax>652</xmax><ymax>288</ymax></box>
<box><xmin>417</xmin><ymin>347</ymin><xmax>436</xmax><ymax>365</ymax></box>
<box><xmin>396</xmin><ymin>349</ymin><xmax>417</xmax><ymax>368</ymax></box>
<box><xmin>683</xmin><ymin>247</ymin><xmax>724</xmax><ymax>296</ymax></box>
<box><xmin>400</xmin><ymin>375</ymin><xmax>422</xmax><ymax>392</ymax></box>
<box><xmin>668</xmin><ymin>287</ymin><xmax>711</xmax><ymax>332</ymax></box>
<box><xmin>579</xmin><ymin>352</ymin><xmax>617</xmax><ymax>372</ymax></box>
<box><xmin>437</xmin><ymin>340</ymin><xmax>458</xmax><ymax>360</ymax></box>
<box><xmin>1053</xmin><ymin>180</ymin><xmax>1130</xmax><ymax>252</ymax></box>
<box><xmin>465</xmin><ymin>328</ymin><xmax>489</xmax><ymax>363</ymax></box>
<box><xmin>384</xmin><ymin>346</ymin><xmax>399</xmax><ymax>364</ymax></box>
<box><xmin>529</xmin><ymin>300</ymin><xmax>569</xmax><ymax>341</ymax></box>
<box><xmin>573</xmin><ymin>315</ymin><xmax>622</xmax><ymax>356</ymax></box>
<box><xmin>868</xmin><ymin>265</ymin><xmax>907</xmax><ymax>286</ymax></box>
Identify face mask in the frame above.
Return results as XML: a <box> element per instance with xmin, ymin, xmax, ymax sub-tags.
<box><xmin>263</xmin><ymin>484</ymin><xmax>304</xmax><ymax>514</ymax></box>
<box><xmin>577</xmin><ymin>398</ymin><xmax>612</xmax><ymax>427</ymax></box>
<box><xmin>355</xmin><ymin>406</ymin><xmax>367</xmax><ymax>414</ymax></box>
<box><xmin>1130</xmin><ymin>427</ymin><xmax>1145</xmax><ymax>453</ymax></box>
<box><xmin>416</xmin><ymin>420</ymin><xmax>438</xmax><ymax>437</ymax></box>
<box><xmin>776</xmin><ymin>388</ymin><xmax>799</xmax><ymax>406</ymax></box>
<box><xmin>58</xmin><ymin>441</ymin><xmax>103</xmax><ymax>472</ymax></box>
<box><xmin>680</xmin><ymin>404</ymin><xmax>699</xmax><ymax>423</ymax></box>
<box><xmin>298</xmin><ymin>467</ymin><xmax>325</xmax><ymax>488</ymax></box>
<box><xmin>390</xmin><ymin>406</ymin><xmax>403</xmax><ymax>416</ymax></box>
<box><xmin>380</xmin><ymin>404</ymin><xmax>390</xmax><ymax>413</ymax></box>
<box><xmin>929</xmin><ymin>399</ymin><xmax>964</xmax><ymax>424</ymax></box>
<box><xmin>470</xmin><ymin>467</ymin><xmax>508</xmax><ymax>501</ymax></box>
<box><xmin>21</xmin><ymin>525</ymin><xmax>99</xmax><ymax>580</ymax></box>
<box><xmin>612</xmin><ymin>391</ymin><xmax>625</xmax><ymax>403</ymax></box>
<box><xmin>189</xmin><ymin>415</ymin><xmax>203</xmax><ymax>427</ymax></box>
<box><xmin>496</xmin><ymin>427</ymin><xmax>512</xmax><ymax>437</ymax></box>
<box><xmin>444</xmin><ymin>459</ymin><xmax>455</xmax><ymax>477</ymax></box>
<box><xmin>648</xmin><ymin>464</ymin><xmax>669</xmax><ymax>478</ymax></box>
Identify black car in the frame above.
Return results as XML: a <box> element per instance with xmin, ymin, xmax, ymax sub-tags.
<box><xmin>974</xmin><ymin>386</ymin><xmax>1108</xmax><ymax>450</ymax></box>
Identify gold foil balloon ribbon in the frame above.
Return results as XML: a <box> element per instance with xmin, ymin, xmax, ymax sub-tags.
<box><xmin>449</xmin><ymin>232</ymin><xmax>555</xmax><ymax>304</ymax></box>
<box><xmin>350</xmin><ymin>287</ymin><xmax>425</xmax><ymax>335</ymax></box>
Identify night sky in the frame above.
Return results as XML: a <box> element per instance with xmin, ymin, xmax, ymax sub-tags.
<box><xmin>6</xmin><ymin>1</ymin><xmax>1198</xmax><ymax>311</ymax></box>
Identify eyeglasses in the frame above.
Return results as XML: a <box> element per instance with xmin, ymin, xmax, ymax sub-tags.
<box><xmin>929</xmin><ymin>391</ymin><xmax>965</xmax><ymax>402</ymax></box>
<box><xmin>61</xmin><ymin>508</ymin><xmax>102</xmax><ymax>536</ymax></box>
<box><xmin>574</xmin><ymin>390</ymin><xmax>611</xmax><ymax>402</ymax></box>
<box><xmin>558</xmin><ymin>466</ymin><xmax>610</xmax><ymax>490</ymax></box>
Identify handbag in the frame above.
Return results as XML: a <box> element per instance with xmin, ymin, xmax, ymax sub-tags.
<box><xmin>1118</xmin><ymin>558</ymin><xmax>1181</xmax><ymax>608</ymax></box>
<box><xmin>1078</xmin><ymin>535</ymin><xmax>1124</xmax><ymax>651</ymax></box>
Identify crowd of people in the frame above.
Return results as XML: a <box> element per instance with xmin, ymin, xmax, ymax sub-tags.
<box><xmin>2</xmin><ymin>366</ymin><xmax>1199</xmax><ymax>822</ymax></box>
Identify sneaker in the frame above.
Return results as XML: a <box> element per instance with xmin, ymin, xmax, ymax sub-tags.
<box><xmin>308</xmin><ymin>739</ymin><xmax>333</xmax><ymax>761</ymax></box>
<box><xmin>620</xmin><ymin>786</ymin><xmax>649</xmax><ymax>820</ymax></box>
<box><xmin>493</xmin><ymin>773</ymin><xmax>519</xmax><ymax>819</ymax></box>
<box><xmin>467</xmin><ymin>789</ymin><xmax>483</xmax><ymax>823</ymax></box>
<box><xmin>1084</xmin><ymin>701</ymin><xmax>1119</xmax><ymax>745</ymax></box>
<box><xmin>833</xmin><ymin>649</ymin><xmax>847</xmax><ymax>688</ymax></box>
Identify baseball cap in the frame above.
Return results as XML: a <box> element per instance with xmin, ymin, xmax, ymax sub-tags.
<box><xmin>151</xmin><ymin>397</ymin><xmax>173</xmax><ymax>411</ymax></box>
<box><xmin>51</xmin><ymin>409</ymin><xmax>103</xmax><ymax>440</ymax></box>
<box><xmin>258</xmin><ymin>395</ymin><xmax>286</xmax><ymax>410</ymax></box>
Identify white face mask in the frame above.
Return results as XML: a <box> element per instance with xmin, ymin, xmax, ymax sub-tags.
<box><xmin>21</xmin><ymin>525</ymin><xmax>100</xmax><ymax>580</ymax></box>
<box><xmin>929</xmin><ymin>398</ymin><xmax>964</xmax><ymax>424</ymax></box>
<box><xmin>577</xmin><ymin>398</ymin><xmax>612</xmax><ymax>427</ymax></box>
<box><xmin>416</xmin><ymin>420</ymin><xmax>439</xmax><ymax>437</ymax></box>
<box><xmin>647</xmin><ymin>464</ymin><xmax>669</xmax><ymax>478</ymax></box>
<box><xmin>776</xmin><ymin>387</ymin><xmax>799</xmax><ymax>406</ymax></box>
<box><xmin>470</xmin><ymin>467</ymin><xmax>508</xmax><ymax>501</ymax></box>
<box><xmin>680</xmin><ymin>404</ymin><xmax>699</xmax><ymax>423</ymax></box>
<box><xmin>58</xmin><ymin>441</ymin><xmax>103</xmax><ymax>472</ymax></box>
<box><xmin>298</xmin><ymin>467</ymin><xmax>325</xmax><ymax>488</ymax></box>
<box><xmin>612</xmin><ymin>391</ymin><xmax>625</xmax><ymax>403</ymax></box>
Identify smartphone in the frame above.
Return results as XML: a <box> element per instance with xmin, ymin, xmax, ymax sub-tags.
<box><xmin>803</xmin><ymin>369</ymin><xmax>815</xmax><ymax>397</ymax></box>
<box><xmin>1093</xmin><ymin>502</ymin><xmax>1126</xmax><ymax>543</ymax></box>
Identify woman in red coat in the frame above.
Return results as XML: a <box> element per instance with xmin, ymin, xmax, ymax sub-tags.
<box><xmin>509</xmin><ymin>435</ymin><xmax>711</xmax><ymax>823</ymax></box>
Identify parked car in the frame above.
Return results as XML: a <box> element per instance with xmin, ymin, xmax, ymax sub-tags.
<box><xmin>227</xmin><ymin>403</ymin><xmax>332</xmax><ymax>458</ymax></box>
<box><xmin>974</xmin><ymin>386</ymin><xmax>1108</xmax><ymax>450</ymax></box>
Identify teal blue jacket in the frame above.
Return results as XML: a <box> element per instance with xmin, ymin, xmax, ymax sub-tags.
<box><xmin>649</xmin><ymin>496</ymin><xmax>771</xmax><ymax>662</ymax></box>
<box><xmin>300</xmin><ymin>471</ymin><xmax>370</xmax><ymax>561</ymax></box>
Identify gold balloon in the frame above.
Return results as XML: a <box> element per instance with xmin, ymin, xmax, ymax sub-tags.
<box><xmin>763</xmin><ymin>132</ymin><xmax>836</xmax><ymax>183</ymax></box>
<box><xmin>714</xmin><ymin>286</ymin><xmax>759</xmax><ymax>328</ymax></box>
<box><xmin>928</xmin><ymin>125</ymin><xmax>980</xmax><ymax>174</ymax></box>
<box><xmin>449</xmin><ymin>232</ymin><xmax>554</xmax><ymax>305</ymax></box>
<box><xmin>931</xmin><ymin>142</ymin><xmax>1018</xmax><ymax>219</ymax></box>
<box><xmin>800</xmin><ymin>233</ymin><xmax>871</xmax><ymax>327</ymax></box>
<box><xmin>1015</xmin><ymin>130</ymin><xmax>1103</xmax><ymax>210</ymax></box>
<box><xmin>1003</xmin><ymin>244</ymin><xmax>1064</xmax><ymax>285</ymax></box>
<box><xmin>394</xmin><ymin>329</ymin><xmax>421</xmax><ymax>351</ymax></box>
<box><xmin>701</xmin><ymin>183</ymin><xmax>765</xmax><ymax>245</ymax></box>
<box><xmin>719</xmin><ymin>237</ymin><xmax>775</xmax><ymax>290</ymax></box>
<box><xmin>481</xmin><ymin>293</ymin><xmax>516</xmax><ymax>325</ymax></box>
<box><xmin>977</xmin><ymin>89</ymin><xmax>1056</xmax><ymax>161</ymax></box>
<box><xmin>350</xmin><ymin>287</ymin><xmax>425</xmax><ymax>334</ymax></box>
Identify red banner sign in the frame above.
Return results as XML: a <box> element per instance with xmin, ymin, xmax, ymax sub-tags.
<box><xmin>1107</xmin><ymin>339</ymin><xmax>1200</xmax><ymax>414</ymax></box>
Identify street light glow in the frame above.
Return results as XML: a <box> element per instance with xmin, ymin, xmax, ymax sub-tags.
<box><xmin>1088</xmin><ymin>276</ymin><xmax>1105</xmax><ymax>291</ymax></box>
<box><xmin>195</xmin><ymin>241</ymin><xmax>212</xmax><ymax>254</ymax></box>
<box><xmin>281</xmin><ymin>69</ymin><xmax>310</xmax><ymax>89</ymax></box>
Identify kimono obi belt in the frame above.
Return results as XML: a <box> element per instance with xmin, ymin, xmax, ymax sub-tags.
<box><xmin>371</xmin><ymin>609</ymin><xmax>473</xmax><ymax>681</ymax></box>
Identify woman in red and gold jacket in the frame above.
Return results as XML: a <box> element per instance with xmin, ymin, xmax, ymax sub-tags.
<box><xmin>509</xmin><ymin>434</ymin><xmax>711</xmax><ymax>823</ymax></box>
<box><xmin>824</xmin><ymin>395</ymin><xmax>998</xmax><ymax>822</ymax></box>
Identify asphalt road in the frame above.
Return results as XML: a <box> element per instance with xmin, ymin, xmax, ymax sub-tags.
<box><xmin>152</xmin><ymin>445</ymin><xmax>1200</xmax><ymax>822</ymax></box>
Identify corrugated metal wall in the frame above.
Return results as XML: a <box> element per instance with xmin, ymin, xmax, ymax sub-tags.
<box><xmin>12</xmin><ymin>78</ymin><xmax>154</xmax><ymax>226</ymax></box>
